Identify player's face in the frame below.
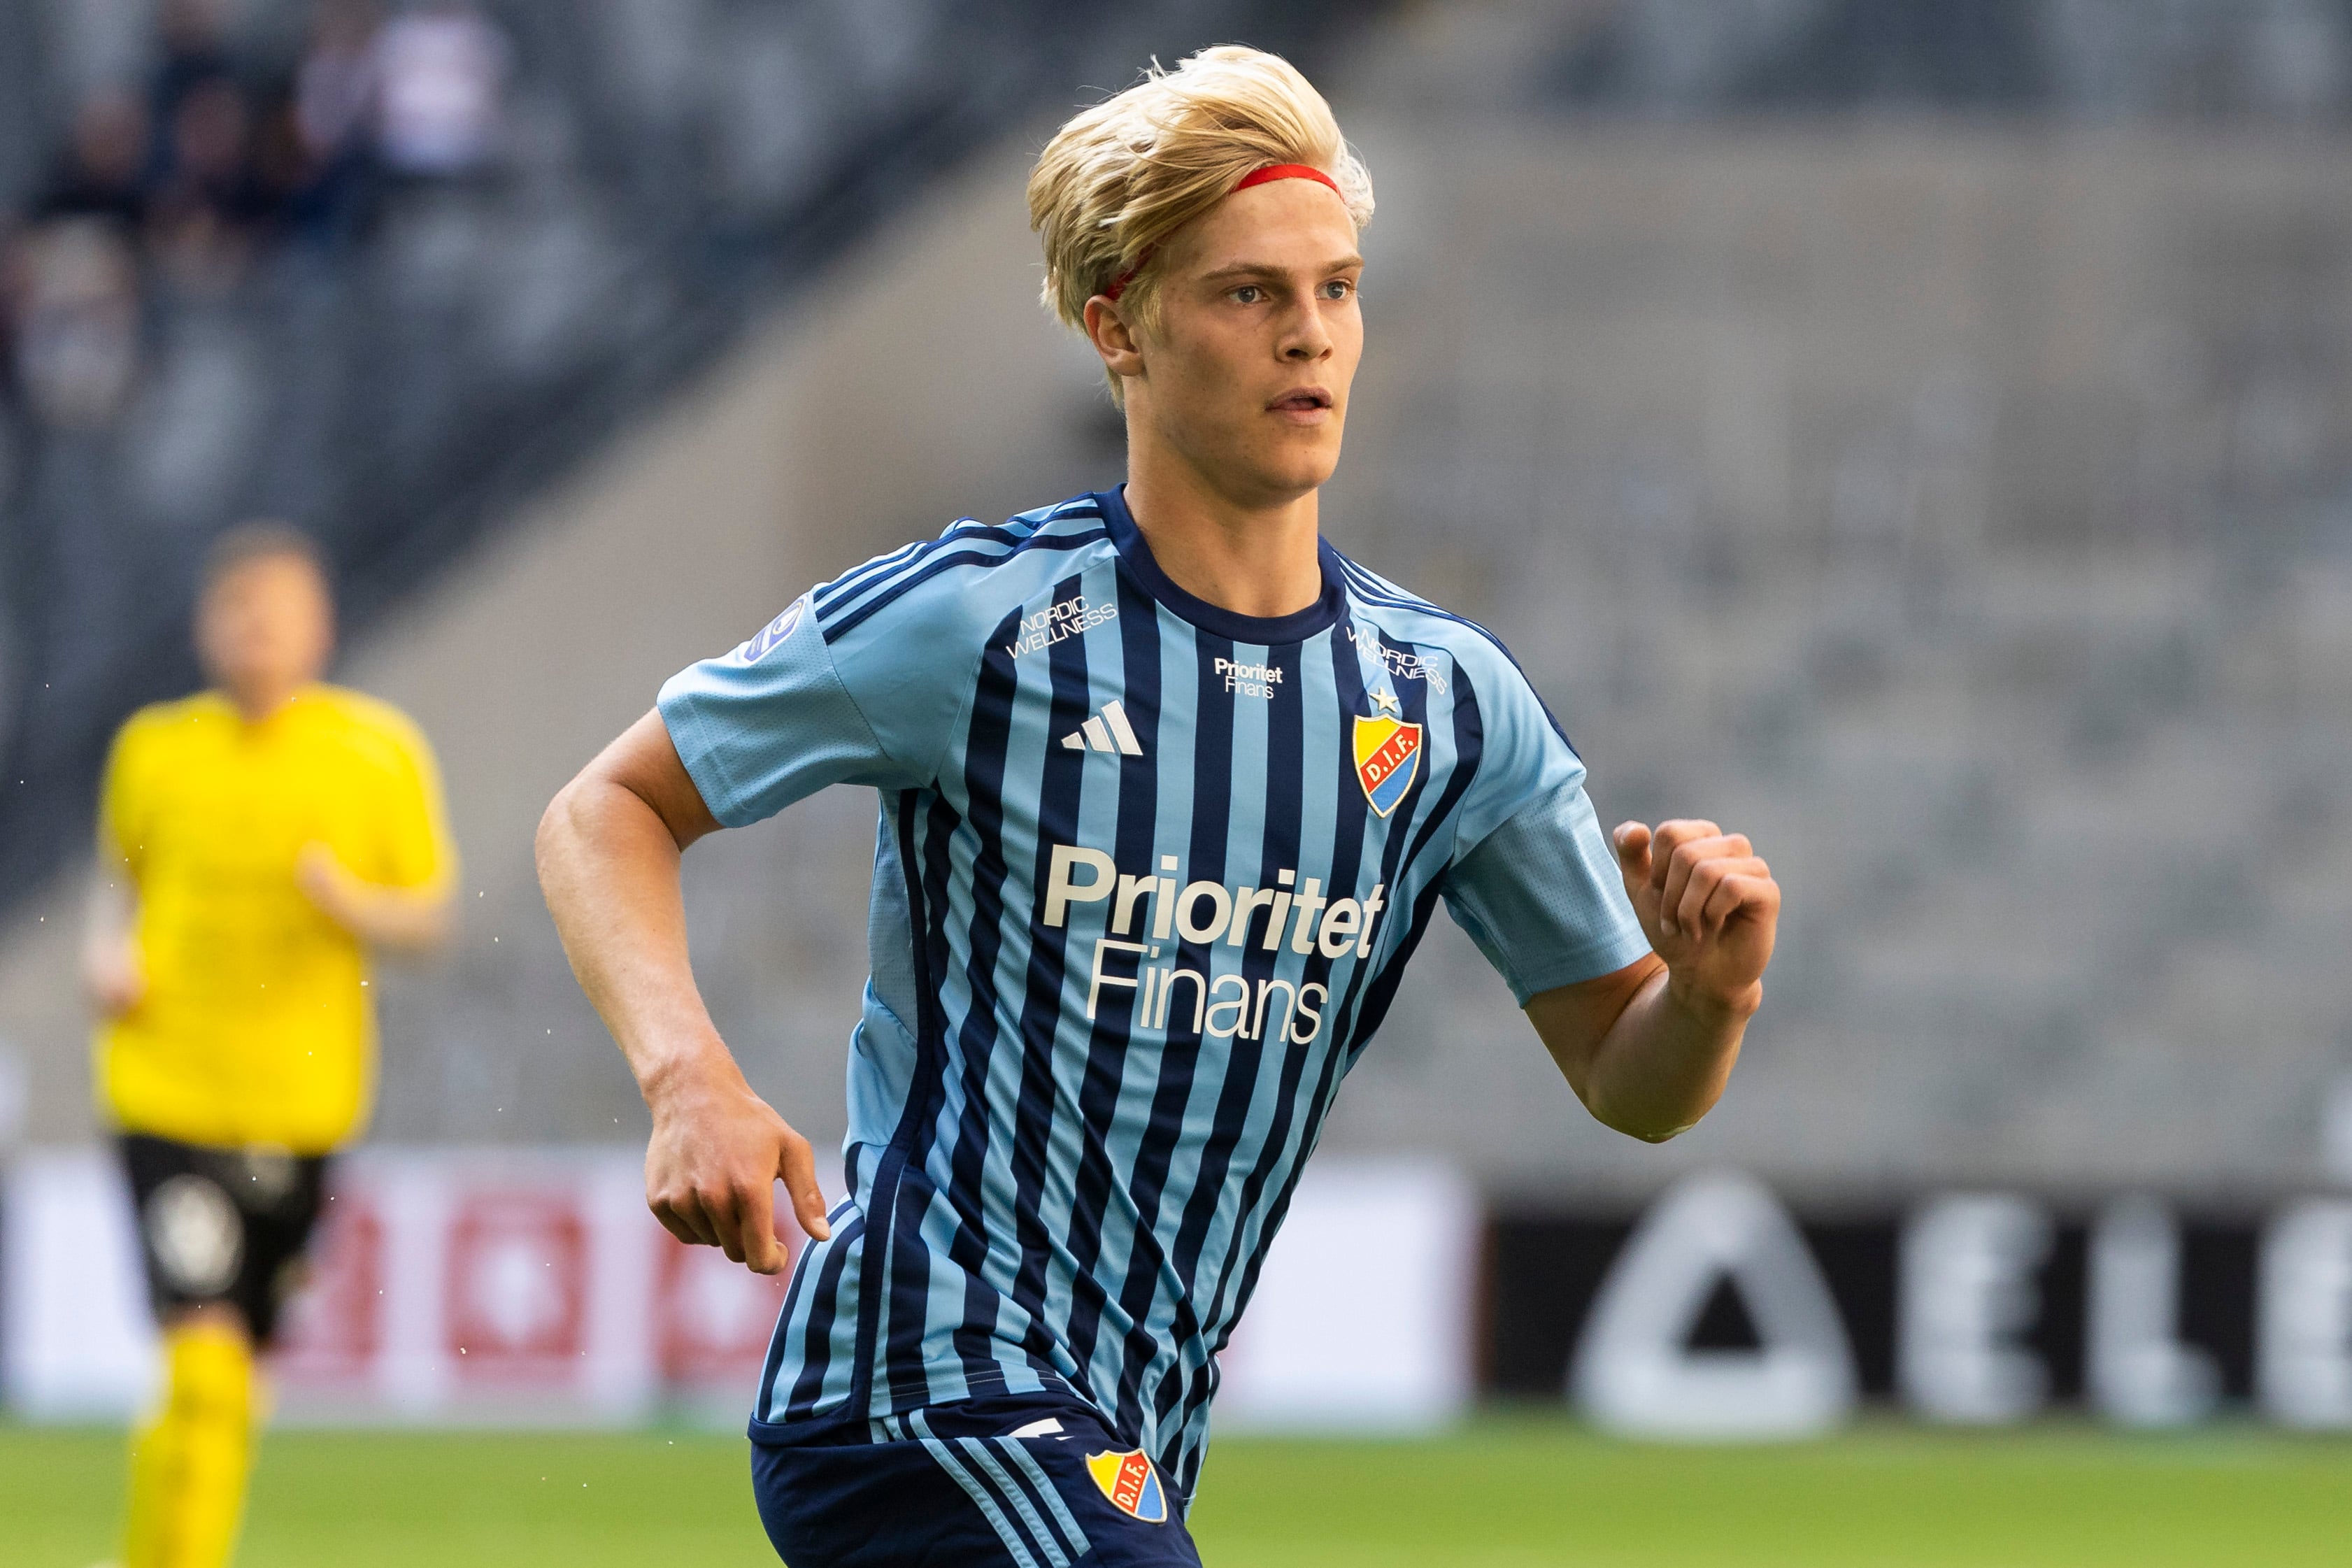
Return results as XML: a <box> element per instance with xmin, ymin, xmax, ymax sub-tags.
<box><xmin>197</xmin><ymin>553</ymin><xmax>334</xmax><ymax>710</ymax></box>
<box><xmin>1134</xmin><ymin>181</ymin><xmax>1364</xmax><ymax>505</ymax></box>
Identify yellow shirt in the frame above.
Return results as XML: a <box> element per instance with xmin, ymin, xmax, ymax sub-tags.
<box><xmin>95</xmin><ymin>685</ymin><xmax>454</xmax><ymax>1153</ymax></box>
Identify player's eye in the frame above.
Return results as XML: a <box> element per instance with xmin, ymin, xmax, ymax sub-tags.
<box><xmin>1321</xmin><ymin>279</ymin><xmax>1355</xmax><ymax>301</ymax></box>
<box><xmin>1230</xmin><ymin>284</ymin><xmax>1266</xmax><ymax>305</ymax></box>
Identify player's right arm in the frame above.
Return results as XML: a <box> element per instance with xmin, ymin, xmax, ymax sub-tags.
<box><xmin>83</xmin><ymin>854</ymin><xmax>144</xmax><ymax>1018</ymax></box>
<box><xmin>553</xmin><ymin>546</ymin><xmax>990</xmax><ymax>1271</ymax></box>
<box><xmin>536</xmin><ymin>711</ymin><xmax>832</xmax><ymax>1273</ymax></box>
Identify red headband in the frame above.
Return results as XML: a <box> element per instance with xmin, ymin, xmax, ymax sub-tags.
<box><xmin>1102</xmin><ymin>164</ymin><xmax>1344</xmax><ymax>303</ymax></box>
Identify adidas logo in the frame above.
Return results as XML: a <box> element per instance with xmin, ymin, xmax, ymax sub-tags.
<box><xmin>1061</xmin><ymin>699</ymin><xmax>1143</xmax><ymax>757</ymax></box>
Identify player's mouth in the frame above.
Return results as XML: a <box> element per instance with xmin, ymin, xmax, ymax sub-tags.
<box><xmin>1268</xmin><ymin>386</ymin><xmax>1334</xmax><ymax>423</ymax></box>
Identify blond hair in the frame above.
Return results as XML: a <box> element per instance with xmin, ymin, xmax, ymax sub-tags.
<box><xmin>1028</xmin><ymin>46</ymin><xmax>1372</xmax><ymax>366</ymax></box>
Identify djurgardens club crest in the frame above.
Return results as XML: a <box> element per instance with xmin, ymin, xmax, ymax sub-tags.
<box><xmin>1353</xmin><ymin>704</ymin><xmax>1422</xmax><ymax>818</ymax></box>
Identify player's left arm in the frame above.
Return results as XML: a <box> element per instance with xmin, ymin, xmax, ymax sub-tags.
<box><xmin>297</xmin><ymin>715</ymin><xmax>459</xmax><ymax>953</ymax></box>
<box><xmin>1525</xmin><ymin>819</ymin><xmax>1779</xmax><ymax>1142</ymax></box>
<box><xmin>296</xmin><ymin>846</ymin><xmax>454</xmax><ymax>952</ymax></box>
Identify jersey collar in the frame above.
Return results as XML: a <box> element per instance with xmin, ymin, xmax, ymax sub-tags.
<box><xmin>1094</xmin><ymin>485</ymin><xmax>1344</xmax><ymax>647</ymax></box>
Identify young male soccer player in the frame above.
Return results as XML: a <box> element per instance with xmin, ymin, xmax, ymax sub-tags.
<box><xmin>538</xmin><ymin>46</ymin><xmax>1781</xmax><ymax>1567</ymax></box>
<box><xmin>85</xmin><ymin>523</ymin><xmax>456</xmax><ymax>1568</ymax></box>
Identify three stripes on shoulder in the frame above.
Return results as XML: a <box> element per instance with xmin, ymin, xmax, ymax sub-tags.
<box><xmin>1062</xmin><ymin>700</ymin><xmax>1144</xmax><ymax>756</ymax></box>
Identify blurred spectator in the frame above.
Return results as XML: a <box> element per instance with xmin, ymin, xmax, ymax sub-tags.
<box><xmin>148</xmin><ymin>0</ymin><xmax>238</xmax><ymax>178</ymax></box>
<box><xmin>299</xmin><ymin>0</ymin><xmax>385</xmax><ymax>156</ymax></box>
<box><xmin>284</xmin><ymin>0</ymin><xmax>389</xmax><ymax>247</ymax></box>
<box><xmin>376</xmin><ymin>1</ymin><xmax>511</xmax><ymax>180</ymax></box>
<box><xmin>147</xmin><ymin>77</ymin><xmax>271</xmax><ymax>294</ymax></box>
<box><xmin>6</xmin><ymin>220</ymin><xmax>141</xmax><ymax>430</ymax></box>
<box><xmin>29</xmin><ymin>91</ymin><xmax>150</xmax><ymax>236</ymax></box>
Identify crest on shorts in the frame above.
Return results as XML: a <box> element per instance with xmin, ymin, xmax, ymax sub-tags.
<box><xmin>1353</xmin><ymin>711</ymin><xmax>1422</xmax><ymax>818</ymax></box>
<box><xmin>1085</xmin><ymin>1449</ymin><xmax>1168</xmax><ymax>1524</ymax></box>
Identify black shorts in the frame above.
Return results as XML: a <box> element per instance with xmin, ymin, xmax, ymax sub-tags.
<box><xmin>119</xmin><ymin>1134</ymin><xmax>332</xmax><ymax>1346</ymax></box>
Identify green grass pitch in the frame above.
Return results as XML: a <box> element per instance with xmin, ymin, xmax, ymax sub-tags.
<box><xmin>6</xmin><ymin>1414</ymin><xmax>2345</xmax><ymax>1566</ymax></box>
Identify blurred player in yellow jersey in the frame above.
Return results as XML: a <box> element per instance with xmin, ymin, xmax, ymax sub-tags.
<box><xmin>81</xmin><ymin>522</ymin><xmax>457</xmax><ymax>1568</ymax></box>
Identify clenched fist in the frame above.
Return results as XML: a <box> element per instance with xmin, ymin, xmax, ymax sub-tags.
<box><xmin>1612</xmin><ymin>819</ymin><xmax>1779</xmax><ymax>1015</ymax></box>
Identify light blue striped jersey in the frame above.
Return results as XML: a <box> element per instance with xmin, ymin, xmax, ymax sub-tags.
<box><xmin>658</xmin><ymin>487</ymin><xmax>1648</xmax><ymax>1502</ymax></box>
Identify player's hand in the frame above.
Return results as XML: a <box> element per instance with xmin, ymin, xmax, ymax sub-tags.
<box><xmin>83</xmin><ymin>934</ymin><xmax>145</xmax><ymax>1018</ymax></box>
<box><xmin>643</xmin><ymin>1056</ymin><xmax>832</xmax><ymax>1275</ymax></box>
<box><xmin>1612</xmin><ymin>820</ymin><xmax>1779</xmax><ymax>1016</ymax></box>
<box><xmin>294</xmin><ymin>842</ymin><xmax>361</xmax><ymax>927</ymax></box>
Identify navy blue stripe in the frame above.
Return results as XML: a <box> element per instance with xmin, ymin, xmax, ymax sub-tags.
<box><xmin>813</xmin><ymin>536</ymin><xmax>927</xmax><ymax>613</ymax></box>
<box><xmin>1172</xmin><ymin>643</ymin><xmax>1311</xmax><ymax>1392</ymax></box>
<box><xmin>756</xmin><ymin>1206</ymin><xmax>829</xmax><ymax>1404</ymax></box>
<box><xmin>1109</xmin><ymin>625</ymin><xmax>1230</xmax><ymax>1442</ymax></box>
<box><xmin>820</xmin><ymin>519</ymin><xmax>1108</xmax><ymax>641</ymax></box>
<box><xmin>813</xmin><ymin>513</ymin><xmax>1069</xmax><ymax>618</ymax></box>
<box><xmin>939</xmin><ymin>605</ymin><xmax>1028</xmax><ymax>1395</ymax></box>
<box><xmin>1337</xmin><ymin>555</ymin><xmax>1577</xmax><ymax>752</ymax></box>
<box><xmin>1332</xmin><ymin>554</ymin><xmax>1511</xmax><ymax>661</ymax></box>
<box><xmin>813</xmin><ymin>522</ymin><xmax>1005</xmax><ymax>615</ymax></box>
<box><xmin>1345</xmin><ymin>665</ymin><xmax>1486</xmax><ymax>1057</ymax></box>
<box><xmin>781</xmin><ymin>1211</ymin><xmax>864</xmax><ymax>1418</ymax></box>
<box><xmin>848</xmin><ymin>787</ymin><xmax>957</xmax><ymax>1411</ymax></box>
<box><xmin>815</xmin><ymin>520</ymin><xmax>1013</xmax><ymax>615</ymax></box>
<box><xmin>815</xmin><ymin>527</ymin><xmax>991</xmax><ymax>611</ymax></box>
<box><xmin>1059</xmin><ymin>566</ymin><xmax>1164</xmax><ymax>1387</ymax></box>
<box><xmin>1002</xmin><ymin>576</ymin><xmax>1102</xmax><ymax>1361</ymax></box>
<box><xmin>1319</xmin><ymin>655</ymin><xmax>1444</xmax><ymax>1063</ymax></box>
<box><xmin>878</xmin><ymin>792</ymin><xmax>967</xmax><ymax>1407</ymax></box>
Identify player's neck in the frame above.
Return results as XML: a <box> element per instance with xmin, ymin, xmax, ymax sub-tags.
<box><xmin>1120</xmin><ymin>454</ymin><xmax>1323</xmax><ymax>622</ymax></box>
<box><xmin>216</xmin><ymin>678</ymin><xmax>308</xmax><ymax>725</ymax></box>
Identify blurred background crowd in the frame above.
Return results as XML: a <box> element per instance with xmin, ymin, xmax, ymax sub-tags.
<box><xmin>2</xmin><ymin>0</ymin><xmax>520</xmax><ymax>774</ymax></box>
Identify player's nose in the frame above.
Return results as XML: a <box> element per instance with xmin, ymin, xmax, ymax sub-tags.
<box><xmin>1280</xmin><ymin>319</ymin><xmax>1332</xmax><ymax>360</ymax></box>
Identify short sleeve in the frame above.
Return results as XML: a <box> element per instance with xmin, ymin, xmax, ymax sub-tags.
<box><xmin>1443</xmin><ymin>785</ymin><xmax>1651</xmax><ymax>1004</ymax></box>
<box><xmin>657</xmin><ymin>591</ymin><xmax>913</xmax><ymax>827</ymax></box>
<box><xmin>372</xmin><ymin>717</ymin><xmax>455</xmax><ymax>892</ymax></box>
<box><xmin>1440</xmin><ymin>655</ymin><xmax>1648</xmax><ymax>1004</ymax></box>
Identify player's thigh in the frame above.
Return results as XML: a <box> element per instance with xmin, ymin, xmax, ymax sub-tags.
<box><xmin>122</xmin><ymin>1134</ymin><xmax>250</xmax><ymax>1321</ymax></box>
<box><xmin>119</xmin><ymin>1136</ymin><xmax>330</xmax><ymax>1344</ymax></box>
<box><xmin>230</xmin><ymin>1147</ymin><xmax>332</xmax><ymax>1344</ymax></box>
<box><xmin>757</xmin><ymin>1434</ymin><xmax>1071</xmax><ymax>1567</ymax></box>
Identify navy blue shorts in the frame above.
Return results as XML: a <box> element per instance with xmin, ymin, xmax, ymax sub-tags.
<box><xmin>750</xmin><ymin>1392</ymin><xmax>1202</xmax><ymax>1567</ymax></box>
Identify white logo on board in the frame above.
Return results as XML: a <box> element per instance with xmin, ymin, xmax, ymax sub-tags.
<box><xmin>1571</xmin><ymin>1170</ymin><xmax>1857</xmax><ymax>1439</ymax></box>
